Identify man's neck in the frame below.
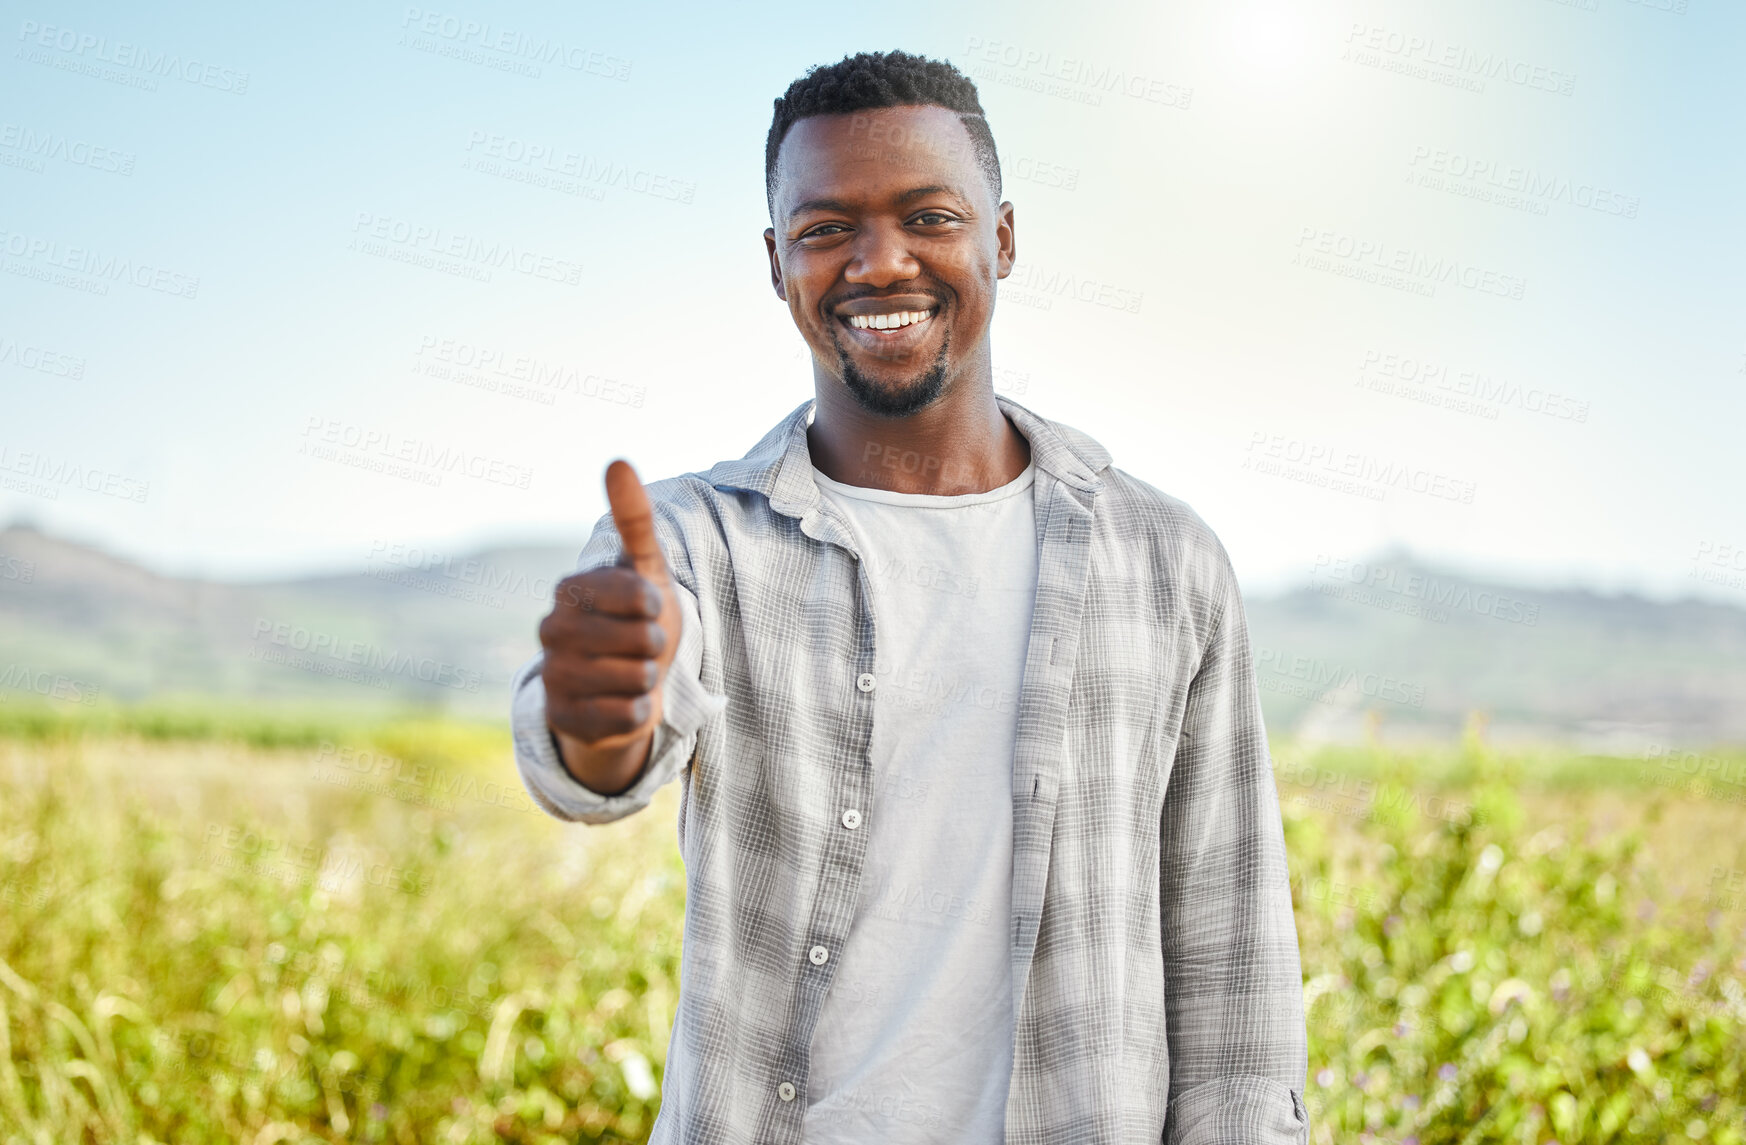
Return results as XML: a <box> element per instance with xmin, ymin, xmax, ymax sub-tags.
<box><xmin>807</xmin><ymin>371</ymin><xmax>1032</xmax><ymax>496</ymax></box>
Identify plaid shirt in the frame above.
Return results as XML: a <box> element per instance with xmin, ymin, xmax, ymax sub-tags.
<box><xmin>512</xmin><ymin>396</ymin><xmax>1309</xmax><ymax>1144</ymax></box>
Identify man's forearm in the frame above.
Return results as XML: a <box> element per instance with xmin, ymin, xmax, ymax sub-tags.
<box><xmin>553</xmin><ymin>727</ymin><xmax>655</xmax><ymax>796</ymax></box>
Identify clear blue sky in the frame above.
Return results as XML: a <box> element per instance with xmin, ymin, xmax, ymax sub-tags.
<box><xmin>3</xmin><ymin>0</ymin><xmax>1742</xmax><ymax>603</ymax></box>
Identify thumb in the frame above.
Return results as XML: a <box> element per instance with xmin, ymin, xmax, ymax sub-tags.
<box><xmin>604</xmin><ymin>459</ymin><xmax>670</xmax><ymax>586</ymax></box>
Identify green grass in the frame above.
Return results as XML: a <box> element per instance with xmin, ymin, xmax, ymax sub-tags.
<box><xmin>0</xmin><ymin>704</ymin><xmax>1742</xmax><ymax>1143</ymax></box>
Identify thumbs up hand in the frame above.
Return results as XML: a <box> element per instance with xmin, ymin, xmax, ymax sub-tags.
<box><xmin>540</xmin><ymin>460</ymin><xmax>682</xmax><ymax>794</ymax></box>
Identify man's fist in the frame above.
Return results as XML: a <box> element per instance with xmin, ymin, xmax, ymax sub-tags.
<box><xmin>540</xmin><ymin>461</ymin><xmax>681</xmax><ymax>792</ymax></box>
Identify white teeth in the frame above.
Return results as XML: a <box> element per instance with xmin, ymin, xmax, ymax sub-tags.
<box><xmin>847</xmin><ymin>309</ymin><xmax>934</xmax><ymax>330</ymax></box>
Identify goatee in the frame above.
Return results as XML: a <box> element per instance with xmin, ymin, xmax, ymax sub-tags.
<box><xmin>834</xmin><ymin>329</ymin><xmax>952</xmax><ymax>418</ymax></box>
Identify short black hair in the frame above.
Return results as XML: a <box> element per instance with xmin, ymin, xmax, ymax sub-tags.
<box><xmin>765</xmin><ymin>50</ymin><xmax>1001</xmax><ymax>219</ymax></box>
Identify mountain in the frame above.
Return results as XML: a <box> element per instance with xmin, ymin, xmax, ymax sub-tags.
<box><xmin>2</xmin><ymin>526</ymin><xmax>1742</xmax><ymax>745</ymax></box>
<box><xmin>0</xmin><ymin>525</ymin><xmax>563</xmax><ymax>718</ymax></box>
<box><xmin>1243</xmin><ymin>553</ymin><xmax>1746</xmax><ymax>749</ymax></box>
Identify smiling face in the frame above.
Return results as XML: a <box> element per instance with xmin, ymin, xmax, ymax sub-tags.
<box><xmin>764</xmin><ymin>105</ymin><xmax>1015</xmax><ymax>418</ymax></box>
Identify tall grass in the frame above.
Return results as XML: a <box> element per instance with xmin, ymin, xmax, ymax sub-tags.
<box><xmin>0</xmin><ymin>706</ymin><xmax>1741</xmax><ymax>1143</ymax></box>
<box><xmin>1287</xmin><ymin>743</ymin><xmax>1744</xmax><ymax>1142</ymax></box>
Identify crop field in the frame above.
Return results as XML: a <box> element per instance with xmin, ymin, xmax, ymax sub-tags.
<box><xmin>1</xmin><ymin>703</ymin><xmax>1743</xmax><ymax>1144</ymax></box>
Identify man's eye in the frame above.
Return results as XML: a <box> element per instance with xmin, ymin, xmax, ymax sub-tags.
<box><xmin>912</xmin><ymin>212</ymin><xmax>954</xmax><ymax>226</ymax></box>
<box><xmin>803</xmin><ymin>223</ymin><xmax>848</xmax><ymax>238</ymax></box>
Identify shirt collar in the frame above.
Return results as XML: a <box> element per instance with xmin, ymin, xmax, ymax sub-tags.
<box><xmin>704</xmin><ymin>394</ymin><xmax>1112</xmax><ymax>522</ymax></box>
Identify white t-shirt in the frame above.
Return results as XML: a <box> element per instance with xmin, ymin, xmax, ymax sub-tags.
<box><xmin>804</xmin><ymin>462</ymin><xmax>1040</xmax><ymax>1144</ymax></box>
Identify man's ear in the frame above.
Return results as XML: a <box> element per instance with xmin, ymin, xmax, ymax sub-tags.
<box><xmin>995</xmin><ymin>201</ymin><xmax>1016</xmax><ymax>280</ymax></box>
<box><xmin>764</xmin><ymin>228</ymin><xmax>788</xmax><ymax>301</ymax></box>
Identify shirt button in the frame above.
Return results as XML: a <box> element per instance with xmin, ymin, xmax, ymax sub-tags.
<box><xmin>778</xmin><ymin>1081</ymin><xmax>796</xmax><ymax>1102</ymax></box>
<box><xmin>856</xmin><ymin>672</ymin><xmax>877</xmax><ymax>692</ymax></box>
<box><xmin>841</xmin><ymin>808</ymin><xmax>862</xmax><ymax>830</ymax></box>
<box><xmin>808</xmin><ymin>944</ymin><xmax>830</xmax><ymax>965</ymax></box>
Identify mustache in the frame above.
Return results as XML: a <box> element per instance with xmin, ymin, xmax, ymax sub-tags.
<box><xmin>822</xmin><ymin>286</ymin><xmax>949</xmax><ymax>312</ymax></box>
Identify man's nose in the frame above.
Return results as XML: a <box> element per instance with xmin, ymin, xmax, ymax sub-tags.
<box><xmin>843</xmin><ymin>221</ymin><xmax>921</xmax><ymax>287</ymax></box>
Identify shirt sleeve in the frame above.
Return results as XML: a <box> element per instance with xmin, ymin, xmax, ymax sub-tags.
<box><xmin>1160</xmin><ymin>554</ymin><xmax>1310</xmax><ymax>1145</ymax></box>
<box><xmin>509</xmin><ymin>503</ymin><xmax>725</xmax><ymax>826</ymax></box>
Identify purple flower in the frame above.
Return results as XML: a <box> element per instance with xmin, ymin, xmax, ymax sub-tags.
<box><xmin>1316</xmin><ymin>1067</ymin><xmax>1336</xmax><ymax>1087</ymax></box>
<box><xmin>1438</xmin><ymin>1063</ymin><xmax>1459</xmax><ymax>1083</ymax></box>
<box><xmin>371</xmin><ymin>1103</ymin><xmax>387</xmax><ymax>1120</ymax></box>
<box><xmin>1401</xmin><ymin>1094</ymin><xmax>1421</xmax><ymax>1111</ymax></box>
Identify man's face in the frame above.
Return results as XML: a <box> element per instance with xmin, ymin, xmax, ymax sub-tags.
<box><xmin>764</xmin><ymin>105</ymin><xmax>1015</xmax><ymax>417</ymax></box>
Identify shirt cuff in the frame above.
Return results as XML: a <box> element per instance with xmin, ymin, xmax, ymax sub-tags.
<box><xmin>1163</xmin><ymin>1075</ymin><xmax>1309</xmax><ymax>1145</ymax></box>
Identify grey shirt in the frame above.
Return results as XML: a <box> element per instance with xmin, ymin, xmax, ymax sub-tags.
<box><xmin>511</xmin><ymin>396</ymin><xmax>1310</xmax><ymax>1145</ymax></box>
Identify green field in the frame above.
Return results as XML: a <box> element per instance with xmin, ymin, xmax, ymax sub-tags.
<box><xmin>1</xmin><ymin>702</ymin><xmax>1743</xmax><ymax>1144</ymax></box>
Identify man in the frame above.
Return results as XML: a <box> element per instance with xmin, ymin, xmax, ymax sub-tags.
<box><xmin>513</xmin><ymin>50</ymin><xmax>1309</xmax><ymax>1145</ymax></box>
